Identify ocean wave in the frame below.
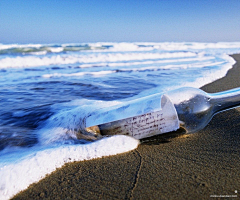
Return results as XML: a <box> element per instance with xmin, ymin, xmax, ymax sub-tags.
<box><xmin>42</xmin><ymin>60</ymin><xmax>226</xmax><ymax>78</ymax></box>
<box><xmin>0</xmin><ymin>42</ymin><xmax>141</xmax><ymax>55</ymax></box>
<box><xmin>0</xmin><ymin>52</ymin><xmax>197</xmax><ymax>69</ymax></box>
<box><xmin>0</xmin><ymin>43</ymin><xmax>102</xmax><ymax>55</ymax></box>
<box><xmin>1</xmin><ymin>42</ymin><xmax>240</xmax><ymax>56</ymax></box>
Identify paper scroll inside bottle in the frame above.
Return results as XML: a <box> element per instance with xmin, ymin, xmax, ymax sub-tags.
<box><xmin>84</xmin><ymin>94</ymin><xmax>180</xmax><ymax>140</ymax></box>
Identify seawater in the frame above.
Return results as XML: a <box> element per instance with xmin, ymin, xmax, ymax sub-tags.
<box><xmin>1</xmin><ymin>42</ymin><xmax>240</xmax><ymax>199</ymax></box>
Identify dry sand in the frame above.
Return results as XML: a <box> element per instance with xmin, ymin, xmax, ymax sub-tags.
<box><xmin>13</xmin><ymin>55</ymin><xmax>240</xmax><ymax>200</ymax></box>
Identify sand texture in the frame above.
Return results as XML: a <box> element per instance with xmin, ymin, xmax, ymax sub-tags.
<box><xmin>12</xmin><ymin>55</ymin><xmax>240</xmax><ymax>200</ymax></box>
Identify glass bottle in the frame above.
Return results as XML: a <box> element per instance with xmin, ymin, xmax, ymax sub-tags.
<box><xmin>84</xmin><ymin>93</ymin><xmax>180</xmax><ymax>140</ymax></box>
<box><xmin>84</xmin><ymin>87</ymin><xmax>240</xmax><ymax>139</ymax></box>
<box><xmin>165</xmin><ymin>87</ymin><xmax>240</xmax><ymax>133</ymax></box>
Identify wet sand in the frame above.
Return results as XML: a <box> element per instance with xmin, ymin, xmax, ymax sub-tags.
<box><xmin>13</xmin><ymin>55</ymin><xmax>240</xmax><ymax>199</ymax></box>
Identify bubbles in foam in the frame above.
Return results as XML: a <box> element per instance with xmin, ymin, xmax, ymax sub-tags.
<box><xmin>0</xmin><ymin>135</ymin><xmax>139</xmax><ymax>199</ymax></box>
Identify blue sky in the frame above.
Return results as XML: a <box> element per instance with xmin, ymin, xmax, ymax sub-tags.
<box><xmin>1</xmin><ymin>0</ymin><xmax>240</xmax><ymax>44</ymax></box>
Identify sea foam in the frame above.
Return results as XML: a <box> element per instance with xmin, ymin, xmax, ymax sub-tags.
<box><xmin>0</xmin><ymin>135</ymin><xmax>139</xmax><ymax>200</ymax></box>
<box><xmin>0</xmin><ymin>52</ymin><xmax>197</xmax><ymax>69</ymax></box>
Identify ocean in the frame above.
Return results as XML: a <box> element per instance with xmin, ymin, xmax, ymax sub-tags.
<box><xmin>1</xmin><ymin>42</ymin><xmax>240</xmax><ymax>199</ymax></box>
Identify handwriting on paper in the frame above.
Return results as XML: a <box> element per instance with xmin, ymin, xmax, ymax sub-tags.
<box><xmin>107</xmin><ymin>110</ymin><xmax>169</xmax><ymax>139</ymax></box>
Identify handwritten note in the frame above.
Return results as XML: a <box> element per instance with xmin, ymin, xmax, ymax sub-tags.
<box><xmin>101</xmin><ymin>109</ymin><xmax>178</xmax><ymax>139</ymax></box>
<box><xmin>87</xmin><ymin>95</ymin><xmax>179</xmax><ymax>139</ymax></box>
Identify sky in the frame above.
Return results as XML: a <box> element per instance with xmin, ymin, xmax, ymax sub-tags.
<box><xmin>0</xmin><ymin>0</ymin><xmax>240</xmax><ymax>44</ymax></box>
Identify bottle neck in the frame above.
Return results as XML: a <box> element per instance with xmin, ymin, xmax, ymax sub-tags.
<box><xmin>210</xmin><ymin>87</ymin><xmax>240</xmax><ymax>114</ymax></box>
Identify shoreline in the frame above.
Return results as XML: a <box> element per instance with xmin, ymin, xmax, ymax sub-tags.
<box><xmin>13</xmin><ymin>54</ymin><xmax>240</xmax><ymax>199</ymax></box>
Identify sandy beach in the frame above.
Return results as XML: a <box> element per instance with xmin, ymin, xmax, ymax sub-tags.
<box><xmin>13</xmin><ymin>54</ymin><xmax>240</xmax><ymax>200</ymax></box>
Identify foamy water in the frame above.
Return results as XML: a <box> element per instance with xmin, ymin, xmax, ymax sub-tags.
<box><xmin>0</xmin><ymin>42</ymin><xmax>240</xmax><ymax>199</ymax></box>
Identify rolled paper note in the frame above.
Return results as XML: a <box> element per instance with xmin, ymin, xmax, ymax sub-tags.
<box><xmin>84</xmin><ymin>94</ymin><xmax>180</xmax><ymax>139</ymax></box>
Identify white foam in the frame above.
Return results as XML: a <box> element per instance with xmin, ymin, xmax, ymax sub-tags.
<box><xmin>125</xmin><ymin>54</ymin><xmax>236</xmax><ymax>100</ymax></box>
<box><xmin>0</xmin><ymin>43</ymin><xmax>43</xmax><ymax>51</ymax></box>
<box><xmin>178</xmin><ymin>54</ymin><xmax>236</xmax><ymax>89</ymax></box>
<box><xmin>0</xmin><ymin>135</ymin><xmax>139</xmax><ymax>199</ymax></box>
<box><xmin>78</xmin><ymin>55</ymin><xmax>215</xmax><ymax>68</ymax></box>
<box><xmin>42</xmin><ymin>58</ymin><xmax>225</xmax><ymax>78</ymax></box>
<box><xmin>135</xmin><ymin>42</ymin><xmax>240</xmax><ymax>51</ymax></box>
<box><xmin>42</xmin><ymin>70</ymin><xmax>115</xmax><ymax>78</ymax></box>
<box><xmin>185</xmin><ymin>54</ymin><xmax>236</xmax><ymax>89</ymax></box>
<box><xmin>0</xmin><ymin>52</ymin><xmax>196</xmax><ymax>69</ymax></box>
<box><xmin>1</xmin><ymin>42</ymin><xmax>240</xmax><ymax>54</ymax></box>
<box><xmin>1</xmin><ymin>42</ymin><xmax>240</xmax><ymax>69</ymax></box>
<box><xmin>29</xmin><ymin>50</ymin><xmax>48</xmax><ymax>55</ymax></box>
<box><xmin>49</xmin><ymin>47</ymin><xmax>64</xmax><ymax>53</ymax></box>
<box><xmin>38</xmin><ymin>99</ymin><xmax>121</xmax><ymax>145</ymax></box>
